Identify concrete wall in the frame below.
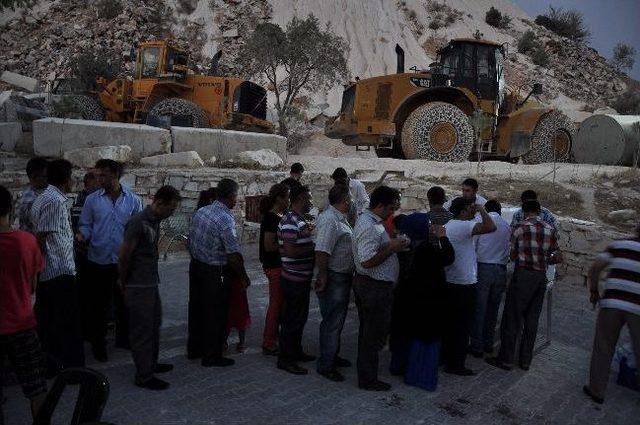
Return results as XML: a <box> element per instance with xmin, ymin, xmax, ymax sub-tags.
<box><xmin>33</xmin><ymin>118</ymin><xmax>172</xmax><ymax>159</ymax></box>
<box><xmin>170</xmin><ymin>127</ymin><xmax>287</xmax><ymax>162</ymax></box>
<box><xmin>0</xmin><ymin>122</ymin><xmax>22</xmax><ymax>151</ymax></box>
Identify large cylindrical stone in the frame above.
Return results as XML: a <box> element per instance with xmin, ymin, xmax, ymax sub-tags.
<box><xmin>574</xmin><ymin>114</ymin><xmax>640</xmax><ymax>166</ymax></box>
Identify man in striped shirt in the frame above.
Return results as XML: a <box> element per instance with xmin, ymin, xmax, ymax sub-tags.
<box><xmin>30</xmin><ymin>159</ymin><xmax>85</xmax><ymax>375</ymax></box>
<box><xmin>277</xmin><ymin>185</ymin><xmax>316</xmax><ymax>375</ymax></box>
<box><xmin>584</xmin><ymin>223</ymin><xmax>640</xmax><ymax>404</ymax></box>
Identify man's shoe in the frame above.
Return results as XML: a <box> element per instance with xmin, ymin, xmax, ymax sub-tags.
<box><xmin>359</xmin><ymin>380</ymin><xmax>391</xmax><ymax>391</ymax></box>
<box><xmin>296</xmin><ymin>352</ymin><xmax>316</xmax><ymax>362</ymax></box>
<box><xmin>444</xmin><ymin>367</ymin><xmax>476</xmax><ymax>376</ymax></box>
<box><xmin>91</xmin><ymin>344</ymin><xmax>108</xmax><ymax>363</ymax></box>
<box><xmin>583</xmin><ymin>385</ymin><xmax>604</xmax><ymax>404</ymax></box>
<box><xmin>262</xmin><ymin>346</ymin><xmax>279</xmax><ymax>356</ymax></box>
<box><xmin>135</xmin><ymin>377</ymin><xmax>169</xmax><ymax>391</ymax></box>
<box><xmin>201</xmin><ymin>357</ymin><xmax>235</xmax><ymax>367</ymax></box>
<box><xmin>485</xmin><ymin>357</ymin><xmax>512</xmax><ymax>371</ymax></box>
<box><xmin>318</xmin><ymin>369</ymin><xmax>345</xmax><ymax>382</ymax></box>
<box><xmin>155</xmin><ymin>363</ymin><xmax>174</xmax><ymax>373</ymax></box>
<box><xmin>334</xmin><ymin>356</ymin><xmax>352</xmax><ymax>368</ymax></box>
<box><xmin>277</xmin><ymin>361</ymin><xmax>308</xmax><ymax>375</ymax></box>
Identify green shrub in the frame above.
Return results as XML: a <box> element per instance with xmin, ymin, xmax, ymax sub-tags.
<box><xmin>485</xmin><ymin>6</ymin><xmax>511</xmax><ymax>29</ymax></box>
<box><xmin>517</xmin><ymin>30</ymin><xmax>538</xmax><ymax>54</ymax></box>
<box><xmin>534</xmin><ymin>6</ymin><xmax>590</xmax><ymax>42</ymax></box>
<box><xmin>611</xmin><ymin>89</ymin><xmax>640</xmax><ymax>114</ymax></box>
<box><xmin>531</xmin><ymin>46</ymin><xmax>550</xmax><ymax>67</ymax></box>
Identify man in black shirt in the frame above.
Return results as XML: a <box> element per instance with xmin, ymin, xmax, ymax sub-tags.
<box><xmin>118</xmin><ymin>186</ymin><xmax>181</xmax><ymax>390</ymax></box>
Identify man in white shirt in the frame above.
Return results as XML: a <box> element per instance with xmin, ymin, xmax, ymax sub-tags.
<box><xmin>443</xmin><ymin>177</ymin><xmax>487</xmax><ymax>210</ymax></box>
<box><xmin>442</xmin><ymin>197</ymin><xmax>496</xmax><ymax>376</ymax></box>
<box><xmin>470</xmin><ymin>200</ymin><xmax>511</xmax><ymax>357</ymax></box>
<box><xmin>331</xmin><ymin>167</ymin><xmax>370</xmax><ymax>225</ymax></box>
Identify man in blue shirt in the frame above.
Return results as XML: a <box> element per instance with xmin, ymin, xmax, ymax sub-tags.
<box><xmin>187</xmin><ymin>178</ymin><xmax>250</xmax><ymax>368</ymax></box>
<box><xmin>77</xmin><ymin>159</ymin><xmax>142</xmax><ymax>362</ymax></box>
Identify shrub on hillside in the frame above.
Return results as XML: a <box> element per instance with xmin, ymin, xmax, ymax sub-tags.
<box><xmin>485</xmin><ymin>7</ymin><xmax>511</xmax><ymax>29</ymax></box>
<box><xmin>530</xmin><ymin>46</ymin><xmax>550</xmax><ymax>67</ymax></box>
<box><xmin>426</xmin><ymin>1</ymin><xmax>462</xmax><ymax>30</ymax></box>
<box><xmin>517</xmin><ymin>30</ymin><xmax>538</xmax><ymax>54</ymax></box>
<box><xmin>609</xmin><ymin>43</ymin><xmax>636</xmax><ymax>73</ymax></box>
<box><xmin>534</xmin><ymin>6</ymin><xmax>590</xmax><ymax>42</ymax></box>
<box><xmin>611</xmin><ymin>89</ymin><xmax>640</xmax><ymax>115</ymax></box>
<box><xmin>68</xmin><ymin>47</ymin><xmax>122</xmax><ymax>92</ymax></box>
<box><xmin>94</xmin><ymin>0</ymin><xmax>123</xmax><ymax>20</ymax></box>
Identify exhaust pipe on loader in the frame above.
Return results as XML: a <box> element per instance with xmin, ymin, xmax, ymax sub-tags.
<box><xmin>395</xmin><ymin>44</ymin><xmax>405</xmax><ymax>74</ymax></box>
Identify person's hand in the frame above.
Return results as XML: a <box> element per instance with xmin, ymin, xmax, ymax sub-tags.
<box><xmin>307</xmin><ymin>221</ymin><xmax>316</xmax><ymax>232</ymax></box>
<box><xmin>589</xmin><ymin>289</ymin><xmax>600</xmax><ymax>306</ymax></box>
<box><xmin>389</xmin><ymin>237</ymin><xmax>409</xmax><ymax>253</ymax></box>
<box><xmin>75</xmin><ymin>232</ymin><xmax>85</xmax><ymax>244</ymax></box>
<box><xmin>432</xmin><ymin>224</ymin><xmax>446</xmax><ymax>239</ymax></box>
<box><xmin>314</xmin><ymin>274</ymin><xmax>327</xmax><ymax>293</ymax></box>
<box><xmin>116</xmin><ymin>278</ymin><xmax>124</xmax><ymax>292</ymax></box>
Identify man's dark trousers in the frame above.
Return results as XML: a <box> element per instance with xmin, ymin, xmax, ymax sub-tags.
<box><xmin>85</xmin><ymin>261</ymin><xmax>129</xmax><ymax>349</ymax></box>
<box><xmin>34</xmin><ymin>274</ymin><xmax>85</xmax><ymax>373</ymax></box>
<box><xmin>353</xmin><ymin>273</ymin><xmax>393</xmax><ymax>385</ymax></box>
<box><xmin>187</xmin><ymin>259</ymin><xmax>229</xmax><ymax>360</ymax></box>
<box><xmin>126</xmin><ymin>286</ymin><xmax>161</xmax><ymax>383</ymax></box>
<box><xmin>441</xmin><ymin>282</ymin><xmax>476</xmax><ymax>371</ymax></box>
<box><xmin>498</xmin><ymin>267</ymin><xmax>547</xmax><ymax>367</ymax></box>
<box><xmin>317</xmin><ymin>271</ymin><xmax>352</xmax><ymax>373</ymax></box>
<box><xmin>278</xmin><ymin>276</ymin><xmax>311</xmax><ymax>365</ymax></box>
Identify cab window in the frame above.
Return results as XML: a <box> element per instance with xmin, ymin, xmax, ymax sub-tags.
<box><xmin>140</xmin><ymin>47</ymin><xmax>160</xmax><ymax>78</ymax></box>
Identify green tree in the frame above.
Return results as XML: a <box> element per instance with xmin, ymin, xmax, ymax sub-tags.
<box><xmin>237</xmin><ymin>15</ymin><xmax>350</xmax><ymax>136</ymax></box>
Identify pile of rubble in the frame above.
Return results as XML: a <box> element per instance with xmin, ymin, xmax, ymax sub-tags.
<box><xmin>0</xmin><ymin>0</ymin><xmax>209</xmax><ymax>83</ymax></box>
<box><xmin>518</xmin><ymin>24</ymin><xmax>627</xmax><ymax>110</ymax></box>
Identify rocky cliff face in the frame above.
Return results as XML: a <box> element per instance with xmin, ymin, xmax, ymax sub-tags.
<box><xmin>0</xmin><ymin>0</ymin><xmax>630</xmax><ymax>120</ymax></box>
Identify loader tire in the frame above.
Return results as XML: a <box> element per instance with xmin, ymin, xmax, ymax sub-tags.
<box><xmin>521</xmin><ymin>110</ymin><xmax>574</xmax><ymax>164</ymax></box>
<box><xmin>400</xmin><ymin>101</ymin><xmax>474</xmax><ymax>162</ymax></box>
<box><xmin>146</xmin><ymin>98</ymin><xmax>209</xmax><ymax>128</ymax></box>
<box><xmin>52</xmin><ymin>95</ymin><xmax>104</xmax><ymax>121</ymax></box>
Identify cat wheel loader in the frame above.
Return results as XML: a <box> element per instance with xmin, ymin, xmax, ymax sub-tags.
<box><xmin>325</xmin><ymin>38</ymin><xmax>574</xmax><ymax>163</ymax></box>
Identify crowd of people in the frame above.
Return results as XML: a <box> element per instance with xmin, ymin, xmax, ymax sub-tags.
<box><xmin>1</xmin><ymin>159</ymin><xmax>639</xmax><ymax>421</ymax></box>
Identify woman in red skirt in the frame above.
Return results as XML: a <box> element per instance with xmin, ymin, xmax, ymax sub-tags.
<box><xmin>259</xmin><ymin>184</ymin><xmax>290</xmax><ymax>355</ymax></box>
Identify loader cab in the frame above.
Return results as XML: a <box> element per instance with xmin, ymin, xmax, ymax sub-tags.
<box><xmin>432</xmin><ymin>39</ymin><xmax>506</xmax><ymax>106</ymax></box>
<box><xmin>135</xmin><ymin>42</ymin><xmax>189</xmax><ymax>80</ymax></box>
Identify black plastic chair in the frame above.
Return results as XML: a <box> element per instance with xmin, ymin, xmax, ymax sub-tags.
<box><xmin>33</xmin><ymin>368</ymin><xmax>110</xmax><ymax>425</ymax></box>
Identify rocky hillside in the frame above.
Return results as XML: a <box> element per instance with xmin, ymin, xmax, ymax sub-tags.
<box><xmin>0</xmin><ymin>0</ymin><xmax>630</xmax><ymax>121</ymax></box>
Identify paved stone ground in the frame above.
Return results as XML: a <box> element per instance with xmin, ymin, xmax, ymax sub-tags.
<box><xmin>3</xmin><ymin>245</ymin><xmax>639</xmax><ymax>424</ymax></box>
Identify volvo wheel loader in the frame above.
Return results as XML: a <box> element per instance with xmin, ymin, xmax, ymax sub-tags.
<box><xmin>64</xmin><ymin>40</ymin><xmax>273</xmax><ymax>133</ymax></box>
<box><xmin>325</xmin><ymin>38</ymin><xmax>574</xmax><ymax>163</ymax></box>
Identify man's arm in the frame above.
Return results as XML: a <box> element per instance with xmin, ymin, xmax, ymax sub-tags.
<box><xmin>221</xmin><ymin>220</ymin><xmax>250</xmax><ymax>288</ymax></box>
<box><xmin>356</xmin><ymin>182</ymin><xmax>370</xmax><ymax>214</ymax></box>
<box><xmin>34</xmin><ymin>200</ymin><xmax>63</xmax><ymax>251</ymax></box>
<box><xmin>263</xmin><ymin>231</ymin><xmax>279</xmax><ymax>252</ymax></box>
<box><xmin>588</xmin><ymin>255</ymin><xmax>610</xmax><ymax>304</ymax></box>
<box><xmin>358</xmin><ymin>226</ymin><xmax>406</xmax><ymax>269</ymax></box>
<box><xmin>472</xmin><ymin>205</ymin><xmax>497</xmax><ymax>235</ymax></box>
<box><xmin>509</xmin><ymin>230</ymin><xmax>519</xmax><ymax>261</ymax></box>
<box><xmin>314</xmin><ymin>251</ymin><xmax>330</xmax><ymax>292</ymax></box>
<box><xmin>279</xmin><ymin>222</ymin><xmax>314</xmax><ymax>258</ymax></box>
<box><xmin>77</xmin><ymin>195</ymin><xmax>94</xmax><ymax>242</ymax></box>
<box><xmin>117</xmin><ymin>238</ymin><xmax>138</xmax><ymax>290</ymax></box>
<box><xmin>117</xmin><ymin>221</ymin><xmax>141</xmax><ymax>289</ymax></box>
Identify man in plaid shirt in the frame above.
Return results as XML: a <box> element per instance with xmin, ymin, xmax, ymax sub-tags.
<box><xmin>487</xmin><ymin>200</ymin><xmax>562</xmax><ymax>371</ymax></box>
